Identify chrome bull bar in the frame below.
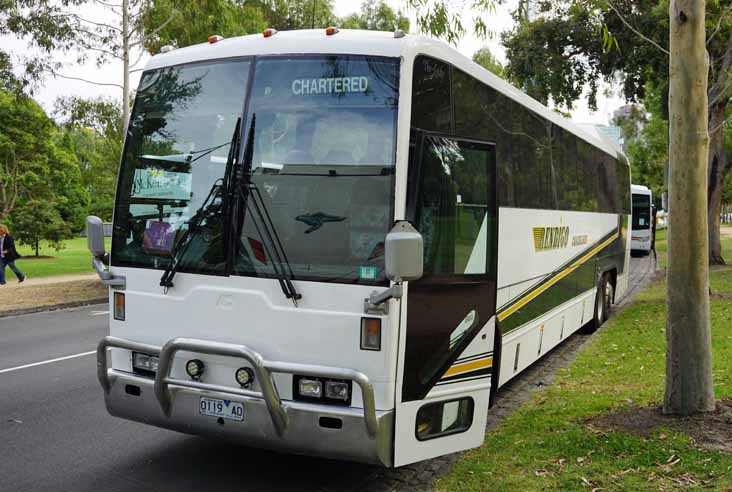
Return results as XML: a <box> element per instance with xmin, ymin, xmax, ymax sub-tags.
<box><xmin>97</xmin><ymin>336</ymin><xmax>379</xmax><ymax>438</ymax></box>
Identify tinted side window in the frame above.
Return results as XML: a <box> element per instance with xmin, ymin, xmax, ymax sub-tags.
<box><xmin>577</xmin><ymin>141</ymin><xmax>599</xmax><ymax>212</ymax></box>
<box><xmin>616</xmin><ymin>158</ymin><xmax>631</xmax><ymax>214</ymax></box>
<box><xmin>412</xmin><ymin>56</ymin><xmax>452</xmax><ymax>132</ymax></box>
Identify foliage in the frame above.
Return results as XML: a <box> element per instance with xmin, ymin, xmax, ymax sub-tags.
<box><xmin>0</xmin><ymin>0</ymin><xmax>89</xmax><ymax>90</ymax></box>
<box><xmin>341</xmin><ymin>0</ymin><xmax>410</xmax><ymax>31</ymax></box>
<box><xmin>0</xmin><ymin>91</ymin><xmax>53</xmax><ymax>220</ymax></box>
<box><xmin>12</xmin><ymin>199</ymin><xmax>70</xmax><ymax>257</ymax></box>
<box><xmin>472</xmin><ymin>46</ymin><xmax>504</xmax><ymax>77</ymax></box>
<box><xmin>257</xmin><ymin>0</ymin><xmax>337</xmax><ymax>30</ymax></box>
<box><xmin>143</xmin><ymin>0</ymin><xmax>267</xmax><ymax>54</ymax></box>
<box><xmin>55</xmin><ymin>96</ymin><xmax>123</xmax><ymax>221</ymax></box>
<box><xmin>615</xmin><ymin>87</ymin><xmax>668</xmax><ymax>205</ymax></box>
<box><xmin>501</xmin><ymin>0</ymin><xmax>669</xmax><ymax>111</ymax></box>
<box><xmin>404</xmin><ymin>0</ymin><xmax>495</xmax><ymax>45</ymax></box>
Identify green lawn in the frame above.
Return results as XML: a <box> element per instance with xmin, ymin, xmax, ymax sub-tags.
<box><xmin>12</xmin><ymin>237</ymin><xmax>110</xmax><ymax>278</ymax></box>
<box><xmin>438</xmin><ymin>231</ymin><xmax>732</xmax><ymax>491</ymax></box>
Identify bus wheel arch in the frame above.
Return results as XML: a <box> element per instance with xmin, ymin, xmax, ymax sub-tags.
<box><xmin>581</xmin><ymin>271</ymin><xmax>613</xmax><ymax>334</ymax></box>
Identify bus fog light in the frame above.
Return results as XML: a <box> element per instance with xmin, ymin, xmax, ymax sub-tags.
<box><xmin>360</xmin><ymin>317</ymin><xmax>381</xmax><ymax>351</ymax></box>
<box><xmin>185</xmin><ymin>359</ymin><xmax>205</xmax><ymax>379</ymax></box>
<box><xmin>132</xmin><ymin>352</ymin><xmax>159</xmax><ymax>373</ymax></box>
<box><xmin>235</xmin><ymin>367</ymin><xmax>255</xmax><ymax>387</ymax></box>
<box><xmin>324</xmin><ymin>381</ymin><xmax>349</xmax><ymax>401</ymax></box>
<box><xmin>298</xmin><ymin>378</ymin><xmax>322</xmax><ymax>398</ymax></box>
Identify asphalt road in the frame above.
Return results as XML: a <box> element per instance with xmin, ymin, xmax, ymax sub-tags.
<box><xmin>0</xmin><ymin>256</ymin><xmax>653</xmax><ymax>492</ymax></box>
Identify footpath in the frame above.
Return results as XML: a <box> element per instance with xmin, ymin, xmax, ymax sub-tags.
<box><xmin>0</xmin><ymin>273</ymin><xmax>107</xmax><ymax>318</ymax></box>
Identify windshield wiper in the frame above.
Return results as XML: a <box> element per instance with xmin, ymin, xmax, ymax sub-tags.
<box><xmin>158</xmin><ymin>119</ymin><xmax>242</xmax><ymax>292</ymax></box>
<box><xmin>235</xmin><ymin>114</ymin><xmax>302</xmax><ymax>307</ymax></box>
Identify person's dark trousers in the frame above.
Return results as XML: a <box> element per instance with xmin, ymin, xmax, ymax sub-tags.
<box><xmin>0</xmin><ymin>257</ymin><xmax>24</xmax><ymax>282</ymax></box>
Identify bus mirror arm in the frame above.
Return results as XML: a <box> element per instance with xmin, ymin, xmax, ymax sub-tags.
<box><xmin>365</xmin><ymin>284</ymin><xmax>403</xmax><ymax>314</ymax></box>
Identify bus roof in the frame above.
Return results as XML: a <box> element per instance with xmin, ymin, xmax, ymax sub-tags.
<box><xmin>631</xmin><ymin>184</ymin><xmax>652</xmax><ymax>195</ymax></box>
<box><xmin>144</xmin><ymin>29</ymin><xmax>620</xmax><ymax>160</ymax></box>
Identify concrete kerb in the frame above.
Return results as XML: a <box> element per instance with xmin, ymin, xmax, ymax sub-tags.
<box><xmin>0</xmin><ymin>298</ymin><xmax>108</xmax><ymax>319</ymax></box>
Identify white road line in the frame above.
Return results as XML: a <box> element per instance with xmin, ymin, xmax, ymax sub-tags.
<box><xmin>0</xmin><ymin>351</ymin><xmax>96</xmax><ymax>374</ymax></box>
<box><xmin>91</xmin><ymin>310</ymin><xmax>110</xmax><ymax>316</ymax></box>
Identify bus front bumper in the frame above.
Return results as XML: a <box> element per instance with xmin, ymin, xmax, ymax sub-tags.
<box><xmin>97</xmin><ymin>336</ymin><xmax>394</xmax><ymax>466</ymax></box>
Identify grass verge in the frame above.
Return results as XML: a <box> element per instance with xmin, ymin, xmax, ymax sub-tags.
<box><xmin>437</xmin><ymin>234</ymin><xmax>732</xmax><ymax>491</ymax></box>
<box><xmin>12</xmin><ymin>237</ymin><xmax>110</xmax><ymax>278</ymax></box>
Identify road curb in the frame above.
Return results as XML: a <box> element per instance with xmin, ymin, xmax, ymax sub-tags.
<box><xmin>0</xmin><ymin>298</ymin><xmax>108</xmax><ymax>319</ymax></box>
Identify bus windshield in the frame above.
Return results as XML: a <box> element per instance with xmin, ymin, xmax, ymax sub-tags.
<box><xmin>112</xmin><ymin>55</ymin><xmax>399</xmax><ymax>285</ymax></box>
<box><xmin>632</xmin><ymin>193</ymin><xmax>651</xmax><ymax>230</ymax></box>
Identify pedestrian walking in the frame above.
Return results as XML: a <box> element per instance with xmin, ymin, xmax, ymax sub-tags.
<box><xmin>0</xmin><ymin>224</ymin><xmax>25</xmax><ymax>285</ymax></box>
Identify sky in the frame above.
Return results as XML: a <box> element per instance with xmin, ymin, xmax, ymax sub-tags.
<box><xmin>6</xmin><ymin>0</ymin><xmax>624</xmax><ymax>125</ymax></box>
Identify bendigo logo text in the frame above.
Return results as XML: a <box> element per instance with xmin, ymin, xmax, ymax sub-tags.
<box><xmin>533</xmin><ymin>226</ymin><xmax>570</xmax><ymax>251</ymax></box>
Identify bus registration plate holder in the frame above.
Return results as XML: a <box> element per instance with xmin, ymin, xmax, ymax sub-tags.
<box><xmin>199</xmin><ymin>397</ymin><xmax>244</xmax><ymax>421</ymax></box>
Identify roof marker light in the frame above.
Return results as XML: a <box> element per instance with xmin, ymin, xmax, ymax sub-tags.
<box><xmin>263</xmin><ymin>28</ymin><xmax>277</xmax><ymax>38</ymax></box>
<box><xmin>394</xmin><ymin>29</ymin><xmax>406</xmax><ymax>39</ymax></box>
<box><xmin>208</xmin><ymin>35</ymin><xmax>224</xmax><ymax>44</ymax></box>
<box><xmin>159</xmin><ymin>45</ymin><xmax>175</xmax><ymax>53</ymax></box>
<box><xmin>325</xmin><ymin>26</ymin><xmax>340</xmax><ymax>36</ymax></box>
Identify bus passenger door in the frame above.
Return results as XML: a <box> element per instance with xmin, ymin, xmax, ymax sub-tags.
<box><xmin>394</xmin><ymin>135</ymin><xmax>498</xmax><ymax>466</ymax></box>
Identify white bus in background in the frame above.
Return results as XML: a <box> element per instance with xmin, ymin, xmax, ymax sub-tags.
<box><xmin>631</xmin><ymin>184</ymin><xmax>653</xmax><ymax>255</ymax></box>
<box><xmin>87</xmin><ymin>28</ymin><xmax>631</xmax><ymax>467</ymax></box>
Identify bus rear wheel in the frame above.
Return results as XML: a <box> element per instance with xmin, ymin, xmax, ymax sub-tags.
<box><xmin>582</xmin><ymin>273</ymin><xmax>612</xmax><ymax>334</ymax></box>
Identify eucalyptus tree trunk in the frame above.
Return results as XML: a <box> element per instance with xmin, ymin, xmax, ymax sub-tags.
<box><xmin>665</xmin><ymin>0</ymin><xmax>715</xmax><ymax>415</ymax></box>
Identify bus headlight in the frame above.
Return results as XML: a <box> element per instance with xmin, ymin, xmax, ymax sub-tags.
<box><xmin>132</xmin><ymin>352</ymin><xmax>159</xmax><ymax>374</ymax></box>
<box><xmin>185</xmin><ymin>359</ymin><xmax>205</xmax><ymax>379</ymax></box>
<box><xmin>235</xmin><ymin>367</ymin><xmax>255</xmax><ymax>388</ymax></box>
<box><xmin>297</xmin><ymin>378</ymin><xmax>322</xmax><ymax>398</ymax></box>
<box><xmin>324</xmin><ymin>381</ymin><xmax>349</xmax><ymax>401</ymax></box>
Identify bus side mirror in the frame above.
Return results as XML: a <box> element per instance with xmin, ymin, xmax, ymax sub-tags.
<box><xmin>385</xmin><ymin>221</ymin><xmax>423</xmax><ymax>283</ymax></box>
<box><xmin>365</xmin><ymin>221</ymin><xmax>423</xmax><ymax>314</ymax></box>
<box><xmin>86</xmin><ymin>216</ymin><xmax>106</xmax><ymax>258</ymax></box>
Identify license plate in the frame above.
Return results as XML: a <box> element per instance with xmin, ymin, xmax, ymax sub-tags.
<box><xmin>199</xmin><ymin>397</ymin><xmax>244</xmax><ymax>421</ymax></box>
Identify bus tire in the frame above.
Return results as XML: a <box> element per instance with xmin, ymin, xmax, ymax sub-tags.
<box><xmin>581</xmin><ymin>273</ymin><xmax>611</xmax><ymax>334</ymax></box>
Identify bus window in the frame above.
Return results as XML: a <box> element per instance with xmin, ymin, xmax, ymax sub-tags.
<box><xmin>112</xmin><ymin>59</ymin><xmax>251</xmax><ymax>273</ymax></box>
<box><xmin>233</xmin><ymin>55</ymin><xmax>400</xmax><ymax>285</ymax></box>
<box><xmin>633</xmin><ymin>193</ymin><xmax>652</xmax><ymax>230</ymax></box>
<box><xmin>416</xmin><ymin>136</ymin><xmax>494</xmax><ymax>277</ymax></box>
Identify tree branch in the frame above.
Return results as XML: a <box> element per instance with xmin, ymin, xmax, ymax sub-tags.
<box><xmin>93</xmin><ymin>0</ymin><xmax>123</xmax><ymax>9</ymax></box>
<box><xmin>51</xmin><ymin>72</ymin><xmax>124</xmax><ymax>89</ymax></box>
<box><xmin>606</xmin><ymin>0</ymin><xmax>669</xmax><ymax>56</ymax></box>
<box><xmin>707</xmin><ymin>6</ymin><xmax>732</xmax><ymax>46</ymax></box>
<box><xmin>130</xmin><ymin>9</ymin><xmax>177</xmax><ymax>47</ymax></box>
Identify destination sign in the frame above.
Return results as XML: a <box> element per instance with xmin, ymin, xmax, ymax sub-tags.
<box><xmin>292</xmin><ymin>76</ymin><xmax>369</xmax><ymax>95</ymax></box>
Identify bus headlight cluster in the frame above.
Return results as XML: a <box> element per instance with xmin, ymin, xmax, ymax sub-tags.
<box><xmin>294</xmin><ymin>376</ymin><xmax>351</xmax><ymax>405</ymax></box>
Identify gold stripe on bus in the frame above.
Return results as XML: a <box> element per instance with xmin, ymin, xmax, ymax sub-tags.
<box><xmin>442</xmin><ymin>357</ymin><xmax>493</xmax><ymax>378</ymax></box>
<box><xmin>497</xmin><ymin>232</ymin><xmax>619</xmax><ymax>322</ymax></box>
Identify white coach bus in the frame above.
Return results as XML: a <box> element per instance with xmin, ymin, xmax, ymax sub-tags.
<box><xmin>87</xmin><ymin>29</ymin><xmax>631</xmax><ymax>467</ymax></box>
<box><xmin>631</xmin><ymin>184</ymin><xmax>653</xmax><ymax>255</ymax></box>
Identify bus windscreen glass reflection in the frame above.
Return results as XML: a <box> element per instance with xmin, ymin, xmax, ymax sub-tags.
<box><xmin>112</xmin><ymin>60</ymin><xmax>251</xmax><ymax>274</ymax></box>
<box><xmin>233</xmin><ymin>56</ymin><xmax>399</xmax><ymax>285</ymax></box>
